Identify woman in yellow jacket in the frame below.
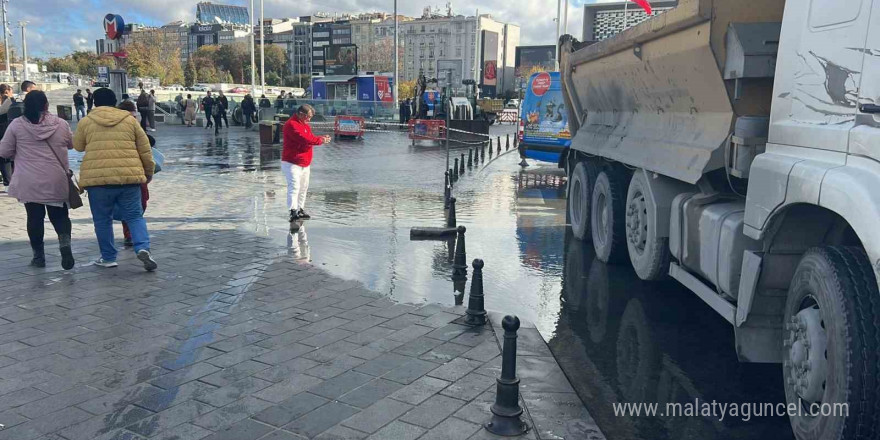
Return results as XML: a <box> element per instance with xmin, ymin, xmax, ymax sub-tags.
<box><xmin>73</xmin><ymin>88</ymin><xmax>158</xmax><ymax>271</ymax></box>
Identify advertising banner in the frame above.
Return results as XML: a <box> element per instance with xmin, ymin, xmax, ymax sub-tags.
<box><xmin>481</xmin><ymin>31</ymin><xmax>499</xmax><ymax>87</ymax></box>
<box><xmin>515</xmin><ymin>45</ymin><xmax>556</xmax><ymax>78</ymax></box>
<box><xmin>375</xmin><ymin>76</ymin><xmax>393</xmax><ymax>102</ymax></box>
<box><xmin>324</xmin><ymin>45</ymin><xmax>358</xmax><ymax>76</ymax></box>
<box><xmin>521</xmin><ymin>72</ymin><xmax>570</xmax><ymax>147</ymax></box>
<box><xmin>357</xmin><ymin>77</ymin><xmax>376</xmax><ymax>101</ymax></box>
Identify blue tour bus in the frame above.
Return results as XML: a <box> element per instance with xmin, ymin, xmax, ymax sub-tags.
<box><xmin>518</xmin><ymin>71</ymin><xmax>571</xmax><ymax>164</ymax></box>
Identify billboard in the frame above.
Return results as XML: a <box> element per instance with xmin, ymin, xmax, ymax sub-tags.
<box><xmin>324</xmin><ymin>45</ymin><xmax>358</xmax><ymax>76</ymax></box>
<box><xmin>436</xmin><ymin>59</ymin><xmax>463</xmax><ymax>90</ymax></box>
<box><xmin>375</xmin><ymin>76</ymin><xmax>393</xmax><ymax>102</ymax></box>
<box><xmin>481</xmin><ymin>31</ymin><xmax>499</xmax><ymax>87</ymax></box>
<box><xmin>515</xmin><ymin>45</ymin><xmax>556</xmax><ymax>78</ymax></box>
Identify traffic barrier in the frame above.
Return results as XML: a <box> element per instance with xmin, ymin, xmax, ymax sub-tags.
<box><xmin>334</xmin><ymin>115</ymin><xmax>365</xmax><ymax>139</ymax></box>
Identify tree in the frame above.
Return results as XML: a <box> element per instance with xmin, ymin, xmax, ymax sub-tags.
<box><xmin>265</xmin><ymin>71</ymin><xmax>281</xmax><ymax>86</ymax></box>
<box><xmin>398</xmin><ymin>80</ymin><xmax>417</xmax><ymax>100</ymax></box>
<box><xmin>216</xmin><ymin>42</ymin><xmax>249</xmax><ymax>83</ymax></box>
<box><xmin>46</xmin><ymin>56</ymin><xmax>79</xmax><ymax>73</ymax></box>
<box><xmin>164</xmin><ymin>48</ymin><xmax>185</xmax><ymax>85</ymax></box>
<box><xmin>184</xmin><ymin>58</ymin><xmax>197</xmax><ymax>87</ymax></box>
<box><xmin>359</xmin><ymin>39</ymin><xmax>402</xmax><ymax>73</ymax></box>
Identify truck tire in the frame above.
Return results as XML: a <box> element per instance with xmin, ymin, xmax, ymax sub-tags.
<box><xmin>625</xmin><ymin>171</ymin><xmax>670</xmax><ymax>280</ymax></box>
<box><xmin>591</xmin><ymin>168</ymin><xmax>629</xmax><ymax>263</ymax></box>
<box><xmin>567</xmin><ymin>161</ymin><xmax>599</xmax><ymax>241</ymax></box>
<box><xmin>784</xmin><ymin>246</ymin><xmax>880</xmax><ymax>440</ymax></box>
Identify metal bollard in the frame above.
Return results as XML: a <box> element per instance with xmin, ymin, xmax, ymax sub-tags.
<box><xmin>446</xmin><ymin>197</ymin><xmax>457</xmax><ymax>228</ymax></box>
<box><xmin>449</xmin><ymin>168</ymin><xmax>456</xmax><ymax>184</ymax></box>
<box><xmin>467</xmin><ymin>149</ymin><xmax>473</xmax><ymax>167</ymax></box>
<box><xmin>506</xmin><ymin>134</ymin><xmax>510</xmax><ymax>151</ymax></box>
<box><xmin>485</xmin><ymin>315</ymin><xmax>529</xmax><ymax>436</ymax></box>
<box><xmin>453</xmin><ymin>158</ymin><xmax>459</xmax><ymax>179</ymax></box>
<box><xmin>464</xmin><ymin>259</ymin><xmax>487</xmax><ymax>326</ymax></box>
<box><xmin>488</xmin><ymin>141</ymin><xmax>494</xmax><ymax>158</ymax></box>
<box><xmin>481</xmin><ymin>142</ymin><xmax>486</xmax><ymax>162</ymax></box>
<box><xmin>497</xmin><ymin>138</ymin><xmax>502</xmax><ymax>155</ymax></box>
<box><xmin>460</xmin><ymin>153</ymin><xmax>466</xmax><ymax>174</ymax></box>
<box><xmin>452</xmin><ymin>226</ymin><xmax>467</xmax><ymax>279</ymax></box>
<box><xmin>444</xmin><ymin>171</ymin><xmax>451</xmax><ymax>209</ymax></box>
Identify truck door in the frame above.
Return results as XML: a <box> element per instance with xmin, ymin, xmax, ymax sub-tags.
<box><xmin>850</xmin><ymin>0</ymin><xmax>880</xmax><ymax>161</ymax></box>
<box><xmin>770</xmin><ymin>0</ymin><xmax>871</xmax><ymax>153</ymax></box>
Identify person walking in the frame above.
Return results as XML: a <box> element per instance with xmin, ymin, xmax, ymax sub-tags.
<box><xmin>122</xmin><ymin>134</ymin><xmax>155</xmax><ymax>248</ymax></box>
<box><xmin>0</xmin><ymin>84</ymin><xmax>15</xmax><ymax>188</ymax></box>
<box><xmin>146</xmin><ymin>90</ymin><xmax>157</xmax><ymax>132</ymax></box>
<box><xmin>73</xmin><ymin>88</ymin><xmax>157</xmax><ymax>271</ymax></box>
<box><xmin>217</xmin><ymin>91</ymin><xmax>229</xmax><ymax>129</ymax></box>
<box><xmin>73</xmin><ymin>89</ymin><xmax>86</xmax><ymax>121</ymax></box>
<box><xmin>0</xmin><ymin>91</ymin><xmax>76</xmax><ymax>269</ymax></box>
<box><xmin>202</xmin><ymin>91</ymin><xmax>215</xmax><ymax>130</ymax></box>
<box><xmin>282</xmin><ymin>104</ymin><xmax>330</xmax><ymax>222</ymax></box>
<box><xmin>241</xmin><ymin>94</ymin><xmax>256</xmax><ymax>129</ymax></box>
<box><xmin>86</xmin><ymin>88</ymin><xmax>94</xmax><ymax>113</ymax></box>
<box><xmin>183</xmin><ymin>94</ymin><xmax>196</xmax><ymax>127</ymax></box>
<box><xmin>136</xmin><ymin>90</ymin><xmax>150</xmax><ymax>131</ymax></box>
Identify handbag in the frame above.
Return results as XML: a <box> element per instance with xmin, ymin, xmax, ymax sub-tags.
<box><xmin>152</xmin><ymin>147</ymin><xmax>165</xmax><ymax>173</ymax></box>
<box><xmin>45</xmin><ymin>140</ymin><xmax>83</xmax><ymax>209</ymax></box>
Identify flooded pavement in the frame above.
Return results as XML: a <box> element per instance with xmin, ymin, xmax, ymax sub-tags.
<box><xmin>66</xmin><ymin>122</ymin><xmax>795</xmax><ymax>439</ymax></box>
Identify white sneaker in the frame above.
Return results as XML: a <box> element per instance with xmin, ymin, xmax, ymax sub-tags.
<box><xmin>93</xmin><ymin>258</ymin><xmax>118</xmax><ymax>268</ymax></box>
<box><xmin>149</xmin><ymin>128</ymin><xmax>156</xmax><ymax>132</ymax></box>
<box><xmin>137</xmin><ymin>249</ymin><xmax>158</xmax><ymax>272</ymax></box>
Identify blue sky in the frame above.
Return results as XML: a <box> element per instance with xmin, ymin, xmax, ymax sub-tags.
<box><xmin>10</xmin><ymin>0</ymin><xmax>599</xmax><ymax>58</ymax></box>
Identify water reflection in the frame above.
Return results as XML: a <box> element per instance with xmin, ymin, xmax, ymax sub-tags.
<box><xmin>551</xmin><ymin>236</ymin><xmax>794</xmax><ymax>440</ymax></box>
<box><xmin>288</xmin><ymin>223</ymin><xmax>310</xmax><ymax>261</ymax></box>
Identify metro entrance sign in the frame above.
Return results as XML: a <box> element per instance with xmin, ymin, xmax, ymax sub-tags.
<box><xmin>103</xmin><ymin>14</ymin><xmax>125</xmax><ymax>40</ymax></box>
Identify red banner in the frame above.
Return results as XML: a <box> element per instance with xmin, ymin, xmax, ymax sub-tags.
<box><xmin>376</xmin><ymin>76</ymin><xmax>393</xmax><ymax>102</ymax></box>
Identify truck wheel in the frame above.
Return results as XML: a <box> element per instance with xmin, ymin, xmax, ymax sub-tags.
<box><xmin>568</xmin><ymin>161</ymin><xmax>599</xmax><ymax>241</ymax></box>
<box><xmin>591</xmin><ymin>168</ymin><xmax>629</xmax><ymax>263</ymax></box>
<box><xmin>625</xmin><ymin>171</ymin><xmax>670</xmax><ymax>280</ymax></box>
<box><xmin>784</xmin><ymin>246</ymin><xmax>880</xmax><ymax>440</ymax></box>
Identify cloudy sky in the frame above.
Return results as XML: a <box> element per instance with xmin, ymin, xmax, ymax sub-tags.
<box><xmin>8</xmin><ymin>0</ymin><xmax>613</xmax><ymax>58</ymax></box>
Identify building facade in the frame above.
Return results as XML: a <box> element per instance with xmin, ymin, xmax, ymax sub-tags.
<box><xmin>582</xmin><ymin>0</ymin><xmax>678</xmax><ymax>42</ymax></box>
<box><xmin>196</xmin><ymin>2</ymin><xmax>249</xmax><ymax>25</ymax></box>
<box><xmin>402</xmin><ymin>11</ymin><xmax>519</xmax><ymax>96</ymax></box>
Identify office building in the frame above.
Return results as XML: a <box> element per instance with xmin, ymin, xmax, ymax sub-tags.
<box><xmin>197</xmin><ymin>2</ymin><xmax>249</xmax><ymax>25</ymax></box>
<box><xmin>582</xmin><ymin>0</ymin><xmax>678</xmax><ymax>42</ymax></box>
<box><xmin>402</xmin><ymin>8</ymin><xmax>519</xmax><ymax>96</ymax></box>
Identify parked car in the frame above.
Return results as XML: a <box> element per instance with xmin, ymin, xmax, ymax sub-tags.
<box><xmin>190</xmin><ymin>84</ymin><xmax>212</xmax><ymax>92</ymax></box>
<box><xmin>228</xmin><ymin>87</ymin><xmax>249</xmax><ymax>94</ymax></box>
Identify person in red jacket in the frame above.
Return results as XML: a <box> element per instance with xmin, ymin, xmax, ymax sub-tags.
<box><xmin>282</xmin><ymin>104</ymin><xmax>331</xmax><ymax>222</ymax></box>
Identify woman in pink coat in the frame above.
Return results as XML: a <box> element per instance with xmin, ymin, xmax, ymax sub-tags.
<box><xmin>0</xmin><ymin>91</ymin><xmax>75</xmax><ymax>269</ymax></box>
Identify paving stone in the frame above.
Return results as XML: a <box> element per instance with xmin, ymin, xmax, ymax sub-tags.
<box><xmin>126</xmin><ymin>400</ymin><xmax>215</xmax><ymax>437</ymax></box>
<box><xmin>252</xmin><ymin>343</ymin><xmax>314</xmax><ymax>365</ymax></box>
<box><xmin>365</xmin><ymin>421</ymin><xmax>425</xmax><ymax>440</ymax></box>
<box><xmin>307</xmin><ymin>371</ymin><xmax>373</xmax><ymax>399</ymax></box>
<box><xmin>282</xmin><ymin>402</ymin><xmax>360</xmax><ymax>438</ymax></box>
<box><xmin>254</xmin><ymin>430</ymin><xmax>308</xmax><ymax>440</ymax></box>
<box><xmin>348</xmin><ymin>346</ymin><xmax>384</xmax><ymax>360</ymax></box>
<box><xmin>300</xmin><ymin>329</ymin><xmax>357</xmax><ymax>349</ymax></box>
<box><xmin>440</xmin><ymin>372</ymin><xmax>494</xmax><ymax>401</ymax></box>
<box><xmin>76</xmin><ymin>383</ymin><xmax>164</xmax><ymax>415</ymax></box>
<box><xmin>199</xmin><ymin>360</ymin><xmax>270</xmax><ymax>387</ymax></box>
<box><xmin>313</xmin><ymin>425</ymin><xmax>368</xmax><ymax>440</ymax></box>
<box><xmin>385</xmin><ymin>325</ymin><xmax>436</xmax><ymax>343</ymax></box>
<box><xmin>252</xmin><ymin>374</ymin><xmax>324</xmax><ymax>403</ymax></box>
<box><xmin>399</xmin><ymin>394</ymin><xmax>467</xmax><ymax>429</ymax></box>
<box><xmin>392</xmin><ymin>336</ymin><xmax>446</xmax><ymax>357</ymax></box>
<box><xmin>134</xmin><ymin>379</ymin><xmax>218</xmax><ymax>412</ymax></box>
<box><xmin>255</xmin><ymin>330</ymin><xmax>312</xmax><ymax>349</ymax></box>
<box><xmin>337</xmin><ymin>378</ymin><xmax>403</xmax><ymax>408</ymax></box>
<box><xmin>340</xmin><ymin>397</ymin><xmax>412</xmax><ymax>434</ymax></box>
<box><xmin>196</xmin><ymin>376</ymin><xmax>273</xmax><ymax>407</ymax></box>
<box><xmin>381</xmin><ymin>358</ymin><xmax>441</xmax><ymax>385</ymax></box>
<box><xmin>205</xmin><ymin>346</ymin><xmax>272</xmax><ymax>368</ymax></box>
<box><xmin>150</xmin><ymin>363</ymin><xmax>221</xmax><ymax>390</ymax></box>
<box><xmin>460</xmin><ymin>340</ymin><xmax>501</xmax><ymax>363</ymax></box>
<box><xmin>305</xmin><ymin>355</ymin><xmax>367</xmax><ymax>380</ymax></box>
<box><xmin>253</xmin><ymin>392</ymin><xmax>329</xmax><ymax>427</ymax></box>
<box><xmin>14</xmin><ymin>385</ymin><xmax>104</xmax><ymax>419</ymax></box>
<box><xmin>0</xmin><ymin>387</ymin><xmax>50</xmax><ymax>413</ymax></box>
<box><xmin>191</xmin><ymin>396</ymin><xmax>274</xmax><ymax>431</ymax></box>
<box><xmin>424</xmin><ymin>323</ymin><xmax>471</xmax><ymax>341</ymax></box>
<box><xmin>156</xmin><ymin>347</ymin><xmax>226</xmax><ymax>371</ymax></box>
<box><xmin>200</xmin><ymin>418</ymin><xmax>274</xmax><ymax>440</ymax></box>
<box><xmin>253</xmin><ymin>357</ymin><xmax>321</xmax><ymax>383</ymax></box>
<box><xmin>150</xmin><ymin>422</ymin><xmax>214</xmax><ymax>440</ymax></box>
<box><xmin>388</xmin><ymin>376</ymin><xmax>451</xmax><ymax>405</ymax></box>
<box><xmin>427</xmin><ymin>358</ymin><xmax>483</xmax><ymax>382</ymax></box>
<box><xmin>353</xmin><ymin>352</ymin><xmax>412</xmax><ymax>377</ymax></box>
<box><xmin>419</xmin><ymin>416</ymin><xmax>482</xmax><ymax>440</ymax></box>
<box><xmin>50</xmin><ymin>405</ymin><xmax>153</xmax><ymax>440</ymax></box>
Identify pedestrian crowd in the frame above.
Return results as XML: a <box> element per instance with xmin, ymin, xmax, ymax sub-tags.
<box><xmin>1</xmin><ymin>82</ymin><xmax>158</xmax><ymax>272</ymax></box>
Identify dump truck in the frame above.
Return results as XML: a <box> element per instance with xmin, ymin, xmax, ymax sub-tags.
<box><xmin>559</xmin><ymin>1</ymin><xmax>880</xmax><ymax>439</ymax></box>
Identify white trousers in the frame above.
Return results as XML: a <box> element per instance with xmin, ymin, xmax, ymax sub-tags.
<box><xmin>282</xmin><ymin>161</ymin><xmax>311</xmax><ymax>211</ymax></box>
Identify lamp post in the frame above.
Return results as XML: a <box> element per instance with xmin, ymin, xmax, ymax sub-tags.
<box><xmin>249</xmin><ymin>0</ymin><xmax>256</xmax><ymax>93</ymax></box>
<box><xmin>555</xmin><ymin>0</ymin><xmax>561</xmax><ymax>71</ymax></box>
<box><xmin>259</xmin><ymin>0</ymin><xmax>265</xmax><ymax>92</ymax></box>
<box><xmin>18</xmin><ymin>20</ymin><xmax>27</xmax><ymax>82</ymax></box>
<box><xmin>1</xmin><ymin>0</ymin><xmax>11</xmax><ymax>78</ymax></box>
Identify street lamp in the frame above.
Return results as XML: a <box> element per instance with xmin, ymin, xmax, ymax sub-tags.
<box><xmin>18</xmin><ymin>20</ymin><xmax>27</xmax><ymax>82</ymax></box>
<box><xmin>393</xmin><ymin>0</ymin><xmax>399</xmax><ymax>108</ymax></box>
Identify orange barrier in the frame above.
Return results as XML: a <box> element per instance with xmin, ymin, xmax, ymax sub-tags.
<box><xmin>408</xmin><ymin>119</ymin><xmax>446</xmax><ymax>140</ymax></box>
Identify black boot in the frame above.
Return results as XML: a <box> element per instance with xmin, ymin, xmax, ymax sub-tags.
<box><xmin>59</xmin><ymin>234</ymin><xmax>75</xmax><ymax>270</ymax></box>
<box><xmin>289</xmin><ymin>209</ymin><xmax>299</xmax><ymax>222</ymax></box>
<box><xmin>30</xmin><ymin>243</ymin><xmax>45</xmax><ymax>268</ymax></box>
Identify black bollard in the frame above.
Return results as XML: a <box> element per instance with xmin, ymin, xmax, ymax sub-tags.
<box><xmin>488</xmin><ymin>141</ymin><xmax>494</xmax><ymax>158</ymax></box>
<box><xmin>481</xmin><ymin>142</ymin><xmax>486</xmax><ymax>162</ymax></box>
<box><xmin>453</xmin><ymin>158</ymin><xmax>459</xmax><ymax>179</ymax></box>
<box><xmin>449</xmin><ymin>168</ymin><xmax>456</xmax><ymax>184</ymax></box>
<box><xmin>446</xmin><ymin>197</ymin><xmax>457</xmax><ymax>228</ymax></box>
<box><xmin>464</xmin><ymin>259</ymin><xmax>487</xmax><ymax>326</ymax></box>
<box><xmin>460</xmin><ymin>153</ymin><xmax>465</xmax><ymax>174</ymax></box>
<box><xmin>444</xmin><ymin>171</ymin><xmax>451</xmax><ymax>209</ymax></box>
<box><xmin>467</xmin><ymin>149</ymin><xmax>473</xmax><ymax>167</ymax></box>
<box><xmin>485</xmin><ymin>315</ymin><xmax>529</xmax><ymax>436</ymax></box>
<box><xmin>506</xmin><ymin>134</ymin><xmax>510</xmax><ymax>151</ymax></box>
<box><xmin>497</xmin><ymin>139</ymin><xmax>502</xmax><ymax>155</ymax></box>
<box><xmin>452</xmin><ymin>227</ymin><xmax>467</xmax><ymax>279</ymax></box>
